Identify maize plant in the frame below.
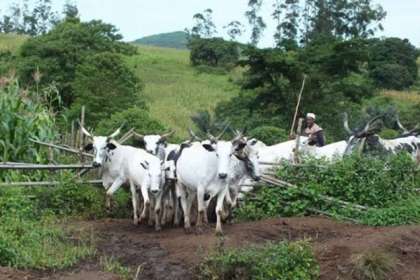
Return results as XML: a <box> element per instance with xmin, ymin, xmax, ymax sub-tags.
<box><xmin>0</xmin><ymin>79</ymin><xmax>57</xmax><ymax>163</ymax></box>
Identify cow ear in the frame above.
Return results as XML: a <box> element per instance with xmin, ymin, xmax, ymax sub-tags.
<box><xmin>140</xmin><ymin>162</ymin><xmax>148</xmax><ymax>169</ymax></box>
<box><xmin>106</xmin><ymin>142</ymin><xmax>117</xmax><ymax>150</ymax></box>
<box><xmin>202</xmin><ymin>143</ymin><xmax>215</xmax><ymax>152</ymax></box>
<box><xmin>250</xmin><ymin>139</ymin><xmax>258</xmax><ymax>146</ymax></box>
<box><xmin>84</xmin><ymin>143</ymin><xmax>93</xmax><ymax>152</ymax></box>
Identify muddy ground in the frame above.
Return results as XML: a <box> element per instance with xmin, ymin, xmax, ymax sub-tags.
<box><xmin>1</xmin><ymin>217</ymin><xmax>420</xmax><ymax>280</ymax></box>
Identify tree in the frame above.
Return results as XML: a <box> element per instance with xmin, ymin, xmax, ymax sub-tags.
<box><xmin>69</xmin><ymin>52</ymin><xmax>145</xmax><ymax>127</ymax></box>
<box><xmin>0</xmin><ymin>0</ymin><xmax>59</xmax><ymax>35</ymax></box>
<box><xmin>276</xmin><ymin>0</ymin><xmax>301</xmax><ymax>49</ymax></box>
<box><xmin>62</xmin><ymin>1</ymin><xmax>79</xmax><ymax>19</ymax></box>
<box><xmin>18</xmin><ymin>18</ymin><xmax>137</xmax><ymax>108</ymax></box>
<box><xmin>188</xmin><ymin>37</ymin><xmax>240</xmax><ymax>68</ymax></box>
<box><xmin>368</xmin><ymin>38</ymin><xmax>418</xmax><ymax>90</ymax></box>
<box><xmin>189</xmin><ymin>9</ymin><xmax>217</xmax><ymax>38</ymax></box>
<box><xmin>224</xmin><ymin>21</ymin><xmax>245</xmax><ymax>41</ymax></box>
<box><xmin>245</xmin><ymin>0</ymin><xmax>266</xmax><ymax>46</ymax></box>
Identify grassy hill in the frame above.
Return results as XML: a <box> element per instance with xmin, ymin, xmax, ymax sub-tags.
<box><xmin>0</xmin><ymin>33</ymin><xmax>27</xmax><ymax>52</ymax></box>
<box><xmin>133</xmin><ymin>31</ymin><xmax>188</xmax><ymax>49</ymax></box>
<box><xmin>127</xmin><ymin>45</ymin><xmax>239</xmax><ymax>138</ymax></box>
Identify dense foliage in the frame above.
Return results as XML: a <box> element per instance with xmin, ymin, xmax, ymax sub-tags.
<box><xmin>18</xmin><ymin>17</ymin><xmax>137</xmax><ymax>108</ymax></box>
<box><xmin>236</xmin><ymin>154</ymin><xmax>420</xmax><ymax>225</ymax></box>
<box><xmin>69</xmin><ymin>52</ymin><xmax>144</xmax><ymax>126</ymax></box>
<box><xmin>368</xmin><ymin>38</ymin><xmax>418</xmax><ymax>90</ymax></box>
<box><xmin>249</xmin><ymin>126</ymin><xmax>288</xmax><ymax>145</ymax></box>
<box><xmin>188</xmin><ymin>37</ymin><xmax>240</xmax><ymax>69</ymax></box>
<box><xmin>198</xmin><ymin>241</ymin><xmax>319</xmax><ymax>280</ymax></box>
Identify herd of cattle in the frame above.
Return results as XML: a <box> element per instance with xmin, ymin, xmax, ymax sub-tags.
<box><xmin>80</xmin><ymin>114</ymin><xmax>420</xmax><ymax>235</ymax></box>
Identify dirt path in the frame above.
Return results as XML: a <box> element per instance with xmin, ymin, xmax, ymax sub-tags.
<box><xmin>2</xmin><ymin>217</ymin><xmax>420</xmax><ymax>279</ymax></box>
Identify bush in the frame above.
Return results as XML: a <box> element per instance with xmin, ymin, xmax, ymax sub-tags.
<box><xmin>96</xmin><ymin>107</ymin><xmax>166</xmax><ymax>141</ymax></box>
<box><xmin>197</xmin><ymin>241</ymin><xmax>319</xmax><ymax>280</ymax></box>
<box><xmin>236</xmin><ymin>154</ymin><xmax>420</xmax><ymax>225</ymax></box>
<box><xmin>370</xmin><ymin>63</ymin><xmax>414</xmax><ymax>90</ymax></box>
<box><xmin>188</xmin><ymin>37</ymin><xmax>240</xmax><ymax>69</ymax></box>
<box><xmin>68</xmin><ymin>52</ymin><xmax>145</xmax><ymax>127</ymax></box>
<box><xmin>249</xmin><ymin>126</ymin><xmax>288</xmax><ymax>145</ymax></box>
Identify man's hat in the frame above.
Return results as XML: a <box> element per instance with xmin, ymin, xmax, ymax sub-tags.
<box><xmin>306</xmin><ymin>113</ymin><xmax>316</xmax><ymax>120</ymax></box>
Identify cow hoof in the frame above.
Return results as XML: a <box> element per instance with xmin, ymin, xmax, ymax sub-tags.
<box><xmin>155</xmin><ymin>226</ymin><xmax>162</xmax><ymax>232</ymax></box>
<box><xmin>184</xmin><ymin>227</ymin><xmax>192</xmax><ymax>234</ymax></box>
<box><xmin>195</xmin><ymin>226</ymin><xmax>205</xmax><ymax>235</ymax></box>
<box><xmin>215</xmin><ymin>230</ymin><xmax>224</xmax><ymax>236</ymax></box>
<box><xmin>133</xmin><ymin>219</ymin><xmax>139</xmax><ymax>226</ymax></box>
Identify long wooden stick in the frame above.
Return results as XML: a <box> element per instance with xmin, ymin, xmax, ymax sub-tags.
<box><xmin>0</xmin><ymin>163</ymin><xmax>95</xmax><ymax>170</ymax></box>
<box><xmin>0</xmin><ymin>180</ymin><xmax>102</xmax><ymax>187</ymax></box>
<box><xmin>79</xmin><ymin>106</ymin><xmax>86</xmax><ymax>163</ymax></box>
<box><xmin>293</xmin><ymin>118</ymin><xmax>303</xmax><ymax>164</ymax></box>
<box><xmin>29</xmin><ymin>139</ymin><xmax>94</xmax><ymax>158</ymax></box>
<box><xmin>289</xmin><ymin>75</ymin><xmax>307</xmax><ymax>138</ymax></box>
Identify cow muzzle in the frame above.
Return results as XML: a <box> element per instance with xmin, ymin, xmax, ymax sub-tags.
<box><xmin>92</xmin><ymin>162</ymin><xmax>102</xmax><ymax>168</ymax></box>
<box><xmin>218</xmin><ymin>173</ymin><xmax>228</xmax><ymax>179</ymax></box>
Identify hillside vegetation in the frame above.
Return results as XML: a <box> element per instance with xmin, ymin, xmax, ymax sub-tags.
<box><xmin>127</xmin><ymin>45</ymin><xmax>239</xmax><ymax>137</ymax></box>
<box><xmin>133</xmin><ymin>31</ymin><xmax>188</xmax><ymax>49</ymax></box>
<box><xmin>0</xmin><ymin>33</ymin><xmax>27</xmax><ymax>52</ymax></box>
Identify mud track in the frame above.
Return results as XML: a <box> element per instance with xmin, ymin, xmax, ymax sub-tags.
<box><xmin>2</xmin><ymin>217</ymin><xmax>420</xmax><ymax>279</ymax></box>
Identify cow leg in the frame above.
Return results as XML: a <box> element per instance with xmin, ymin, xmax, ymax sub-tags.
<box><xmin>174</xmin><ymin>184</ymin><xmax>182</xmax><ymax>226</ymax></box>
<box><xmin>105</xmin><ymin>177</ymin><xmax>125</xmax><ymax>210</ymax></box>
<box><xmin>215</xmin><ymin>187</ymin><xmax>228</xmax><ymax>236</ymax></box>
<box><xmin>196</xmin><ymin>186</ymin><xmax>206</xmax><ymax>229</ymax></box>
<box><xmin>139</xmin><ymin>185</ymin><xmax>150</xmax><ymax>222</ymax></box>
<box><xmin>148</xmin><ymin>197</ymin><xmax>155</xmax><ymax>226</ymax></box>
<box><xmin>154</xmin><ymin>192</ymin><xmax>163</xmax><ymax>231</ymax></box>
<box><xmin>129</xmin><ymin>180</ymin><xmax>139</xmax><ymax>225</ymax></box>
<box><xmin>178</xmin><ymin>183</ymin><xmax>191</xmax><ymax>233</ymax></box>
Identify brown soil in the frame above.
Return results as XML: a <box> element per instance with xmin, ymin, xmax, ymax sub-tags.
<box><xmin>2</xmin><ymin>217</ymin><xmax>420</xmax><ymax>280</ymax></box>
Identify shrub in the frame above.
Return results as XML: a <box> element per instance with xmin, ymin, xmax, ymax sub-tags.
<box><xmin>197</xmin><ymin>241</ymin><xmax>319</xmax><ymax>280</ymax></box>
<box><xmin>188</xmin><ymin>37</ymin><xmax>240</xmax><ymax>69</ymax></box>
<box><xmin>351</xmin><ymin>250</ymin><xmax>397</xmax><ymax>280</ymax></box>
<box><xmin>96</xmin><ymin>106</ymin><xmax>166</xmax><ymax>142</ymax></box>
<box><xmin>249</xmin><ymin>126</ymin><xmax>288</xmax><ymax>145</ymax></box>
<box><xmin>69</xmin><ymin>52</ymin><xmax>145</xmax><ymax>127</ymax></box>
<box><xmin>236</xmin><ymin>154</ymin><xmax>420</xmax><ymax>225</ymax></box>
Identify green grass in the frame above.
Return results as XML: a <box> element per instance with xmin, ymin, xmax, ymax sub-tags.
<box><xmin>0</xmin><ymin>33</ymin><xmax>27</xmax><ymax>53</ymax></box>
<box><xmin>127</xmin><ymin>45</ymin><xmax>240</xmax><ymax>138</ymax></box>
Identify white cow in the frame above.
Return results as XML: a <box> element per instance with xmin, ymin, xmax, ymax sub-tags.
<box><xmin>176</xmin><ymin>134</ymin><xmax>260</xmax><ymax>235</ymax></box>
<box><xmin>82</xmin><ymin>127</ymin><xmax>166</xmax><ymax>230</ymax></box>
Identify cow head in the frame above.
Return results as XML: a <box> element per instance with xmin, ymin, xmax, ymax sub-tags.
<box><xmin>202</xmin><ymin>130</ymin><xmax>260</xmax><ymax>181</ymax></box>
<box><xmin>343</xmin><ymin>113</ymin><xmax>382</xmax><ymax>155</ymax></box>
<box><xmin>134</xmin><ymin>131</ymin><xmax>174</xmax><ymax>156</ymax></box>
<box><xmin>140</xmin><ymin>158</ymin><xmax>166</xmax><ymax>195</ymax></box>
<box><xmin>236</xmin><ymin>137</ymin><xmax>261</xmax><ymax>181</ymax></box>
<box><xmin>81</xmin><ymin>125</ymin><xmax>121</xmax><ymax>167</ymax></box>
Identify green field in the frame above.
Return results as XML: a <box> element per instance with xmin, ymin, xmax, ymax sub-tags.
<box><xmin>127</xmin><ymin>45</ymin><xmax>239</xmax><ymax>137</ymax></box>
<box><xmin>0</xmin><ymin>33</ymin><xmax>27</xmax><ymax>52</ymax></box>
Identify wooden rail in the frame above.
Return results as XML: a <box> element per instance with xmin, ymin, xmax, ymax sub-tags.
<box><xmin>0</xmin><ymin>163</ymin><xmax>95</xmax><ymax>170</ymax></box>
<box><xmin>30</xmin><ymin>139</ymin><xmax>94</xmax><ymax>158</ymax></box>
<box><xmin>0</xmin><ymin>180</ymin><xmax>102</xmax><ymax>187</ymax></box>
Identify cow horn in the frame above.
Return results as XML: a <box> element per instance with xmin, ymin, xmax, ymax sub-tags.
<box><xmin>396</xmin><ymin>116</ymin><xmax>408</xmax><ymax>133</ymax></box>
<box><xmin>79</xmin><ymin>121</ymin><xmax>93</xmax><ymax>138</ymax></box>
<box><xmin>361</xmin><ymin>115</ymin><xmax>382</xmax><ymax>135</ymax></box>
<box><xmin>188</xmin><ymin>128</ymin><xmax>202</xmax><ymax>141</ymax></box>
<box><xmin>161</xmin><ymin>130</ymin><xmax>175</xmax><ymax>140</ymax></box>
<box><xmin>216</xmin><ymin>123</ymin><xmax>230</xmax><ymax>140</ymax></box>
<box><xmin>207</xmin><ymin>132</ymin><xmax>217</xmax><ymax>143</ymax></box>
<box><xmin>133</xmin><ymin>132</ymin><xmax>144</xmax><ymax>141</ymax></box>
<box><xmin>343</xmin><ymin>113</ymin><xmax>353</xmax><ymax>135</ymax></box>
<box><xmin>108</xmin><ymin>125</ymin><xmax>123</xmax><ymax>139</ymax></box>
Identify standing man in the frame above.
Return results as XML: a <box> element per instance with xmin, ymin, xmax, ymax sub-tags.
<box><xmin>304</xmin><ymin>113</ymin><xmax>325</xmax><ymax>147</ymax></box>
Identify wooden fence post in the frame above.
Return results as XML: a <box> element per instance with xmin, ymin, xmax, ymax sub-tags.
<box><xmin>79</xmin><ymin>106</ymin><xmax>85</xmax><ymax>164</ymax></box>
